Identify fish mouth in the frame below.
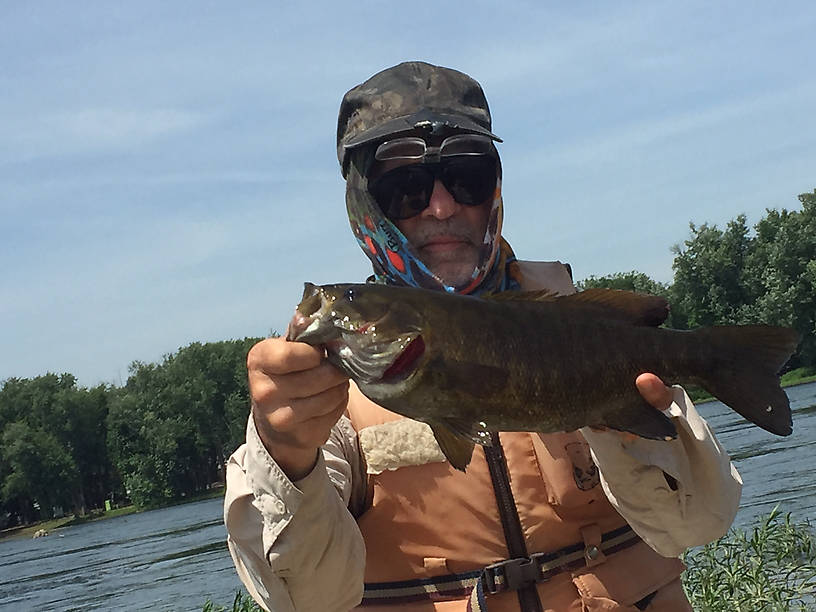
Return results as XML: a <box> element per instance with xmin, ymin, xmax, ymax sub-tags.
<box><xmin>288</xmin><ymin>301</ymin><xmax>425</xmax><ymax>384</ymax></box>
<box><xmin>287</xmin><ymin>311</ymin><xmax>317</xmax><ymax>341</ymax></box>
<box><xmin>287</xmin><ymin>282</ymin><xmax>426</xmax><ymax>384</ymax></box>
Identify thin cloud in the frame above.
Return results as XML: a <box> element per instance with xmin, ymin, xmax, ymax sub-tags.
<box><xmin>512</xmin><ymin>81</ymin><xmax>816</xmax><ymax>174</ymax></box>
<box><xmin>1</xmin><ymin>107</ymin><xmax>210</xmax><ymax>161</ymax></box>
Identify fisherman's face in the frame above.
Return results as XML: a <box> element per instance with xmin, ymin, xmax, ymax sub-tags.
<box><xmin>367</xmin><ymin>133</ymin><xmax>494</xmax><ymax>287</ymax></box>
<box><xmin>393</xmin><ymin>179</ymin><xmax>490</xmax><ymax>287</ymax></box>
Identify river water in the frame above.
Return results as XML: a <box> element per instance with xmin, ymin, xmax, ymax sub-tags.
<box><xmin>696</xmin><ymin>380</ymin><xmax>816</xmax><ymax>527</ymax></box>
<box><xmin>1</xmin><ymin>381</ymin><xmax>814</xmax><ymax>611</ymax></box>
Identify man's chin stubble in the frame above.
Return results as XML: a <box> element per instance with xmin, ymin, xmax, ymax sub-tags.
<box><xmin>421</xmin><ymin>250</ymin><xmax>479</xmax><ymax>286</ymax></box>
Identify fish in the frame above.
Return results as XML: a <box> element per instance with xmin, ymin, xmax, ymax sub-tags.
<box><xmin>286</xmin><ymin>282</ymin><xmax>800</xmax><ymax>471</ymax></box>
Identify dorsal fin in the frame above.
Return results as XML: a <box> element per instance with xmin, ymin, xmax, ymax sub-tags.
<box><xmin>485</xmin><ymin>287</ymin><xmax>669</xmax><ymax>326</ymax></box>
<box><xmin>560</xmin><ymin>288</ymin><xmax>669</xmax><ymax>327</ymax></box>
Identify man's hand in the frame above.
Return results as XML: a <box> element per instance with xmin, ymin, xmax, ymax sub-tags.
<box><xmin>247</xmin><ymin>337</ymin><xmax>350</xmax><ymax>480</ymax></box>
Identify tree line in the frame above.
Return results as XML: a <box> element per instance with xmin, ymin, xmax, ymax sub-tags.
<box><xmin>0</xmin><ymin>338</ymin><xmax>261</xmax><ymax>526</ymax></box>
<box><xmin>2</xmin><ymin>190</ymin><xmax>814</xmax><ymax>528</ymax></box>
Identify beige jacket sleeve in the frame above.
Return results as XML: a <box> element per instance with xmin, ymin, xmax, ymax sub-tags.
<box><xmin>224</xmin><ymin>414</ymin><xmax>366</xmax><ymax>612</ymax></box>
<box><xmin>581</xmin><ymin>386</ymin><xmax>742</xmax><ymax>558</ymax></box>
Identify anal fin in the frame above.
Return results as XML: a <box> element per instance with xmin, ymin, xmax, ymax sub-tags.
<box><xmin>600</xmin><ymin>397</ymin><xmax>678</xmax><ymax>441</ymax></box>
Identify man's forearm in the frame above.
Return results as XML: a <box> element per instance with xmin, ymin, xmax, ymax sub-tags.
<box><xmin>224</xmin><ymin>416</ymin><xmax>366</xmax><ymax>611</ymax></box>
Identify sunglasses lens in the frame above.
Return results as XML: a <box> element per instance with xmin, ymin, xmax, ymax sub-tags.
<box><xmin>440</xmin><ymin>157</ymin><xmax>497</xmax><ymax>206</ymax></box>
<box><xmin>370</xmin><ymin>165</ymin><xmax>435</xmax><ymax>220</ymax></box>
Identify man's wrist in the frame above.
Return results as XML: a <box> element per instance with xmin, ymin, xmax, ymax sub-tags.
<box><xmin>252</xmin><ymin>412</ymin><xmax>320</xmax><ymax>480</ymax></box>
<box><xmin>270</xmin><ymin>445</ymin><xmax>320</xmax><ymax>481</ymax></box>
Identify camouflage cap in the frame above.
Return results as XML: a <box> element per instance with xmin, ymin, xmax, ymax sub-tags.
<box><xmin>337</xmin><ymin>61</ymin><xmax>502</xmax><ymax>176</ymax></box>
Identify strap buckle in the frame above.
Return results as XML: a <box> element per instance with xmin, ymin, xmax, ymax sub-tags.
<box><xmin>481</xmin><ymin>557</ymin><xmax>541</xmax><ymax>594</ymax></box>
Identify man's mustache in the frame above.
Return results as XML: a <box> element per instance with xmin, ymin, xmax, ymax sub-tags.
<box><xmin>411</xmin><ymin>221</ymin><xmax>481</xmax><ymax>248</ymax></box>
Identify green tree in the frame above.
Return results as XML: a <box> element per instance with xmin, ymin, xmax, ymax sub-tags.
<box><xmin>578</xmin><ymin>270</ymin><xmax>669</xmax><ymax>295</ymax></box>
<box><xmin>739</xmin><ymin>191</ymin><xmax>816</xmax><ymax>367</ymax></box>
<box><xmin>49</xmin><ymin>384</ymin><xmax>118</xmax><ymax>514</ymax></box>
<box><xmin>0</xmin><ymin>373</ymin><xmax>78</xmax><ymax>432</ymax></box>
<box><xmin>0</xmin><ymin>374</ymin><xmax>120</xmax><ymax>522</ymax></box>
<box><xmin>669</xmin><ymin>215</ymin><xmax>753</xmax><ymax>330</ymax></box>
<box><xmin>1</xmin><ymin>421</ymin><xmax>79</xmax><ymax>522</ymax></box>
<box><xmin>106</xmin><ymin>338</ymin><xmax>260</xmax><ymax>507</ymax></box>
<box><xmin>106</xmin><ymin>390</ymin><xmax>159</xmax><ymax>507</ymax></box>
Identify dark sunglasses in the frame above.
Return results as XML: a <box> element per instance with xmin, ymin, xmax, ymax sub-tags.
<box><xmin>367</xmin><ymin>135</ymin><xmax>499</xmax><ymax>220</ymax></box>
<box><xmin>369</xmin><ymin>157</ymin><xmax>497</xmax><ymax>220</ymax></box>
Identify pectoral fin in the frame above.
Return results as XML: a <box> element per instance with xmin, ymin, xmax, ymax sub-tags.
<box><xmin>437</xmin><ymin>417</ymin><xmax>494</xmax><ymax>446</ymax></box>
<box><xmin>429</xmin><ymin>422</ymin><xmax>477</xmax><ymax>472</ymax></box>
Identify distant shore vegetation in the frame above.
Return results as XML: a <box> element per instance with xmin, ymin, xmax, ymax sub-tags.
<box><xmin>1</xmin><ymin>339</ymin><xmax>261</xmax><ymax>530</ymax></box>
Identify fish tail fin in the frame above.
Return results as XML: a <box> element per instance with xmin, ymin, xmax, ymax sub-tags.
<box><xmin>693</xmin><ymin>325</ymin><xmax>800</xmax><ymax>436</ymax></box>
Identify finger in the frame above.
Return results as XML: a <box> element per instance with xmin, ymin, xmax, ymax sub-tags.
<box><xmin>636</xmin><ymin>373</ymin><xmax>673</xmax><ymax>411</ymax></box>
<box><xmin>303</xmin><ymin>401</ymin><xmax>349</xmax><ymax>447</ymax></box>
<box><xmin>263</xmin><ymin>381</ymin><xmax>350</xmax><ymax>432</ymax></box>
<box><xmin>273</xmin><ymin>361</ymin><xmax>350</xmax><ymax>400</ymax></box>
<box><xmin>247</xmin><ymin>337</ymin><xmax>325</xmax><ymax>376</ymax></box>
<box><xmin>248</xmin><ymin>360</ymin><xmax>348</xmax><ymax>408</ymax></box>
<box><xmin>267</xmin><ymin>401</ymin><xmax>348</xmax><ymax>451</ymax></box>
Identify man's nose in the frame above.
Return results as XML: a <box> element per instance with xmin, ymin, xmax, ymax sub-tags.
<box><xmin>421</xmin><ymin>180</ymin><xmax>461</xmax><ymax>220</ymax></box>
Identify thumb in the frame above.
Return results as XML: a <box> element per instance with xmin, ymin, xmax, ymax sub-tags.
<box><xmin>636</xmin><ymin>373</ymin><xmax>673</xmax><ymax>412</ymax></box>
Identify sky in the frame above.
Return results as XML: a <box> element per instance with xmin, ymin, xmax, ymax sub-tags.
<box><xmin>2</xmin><ymin>2</ymin><xmax>815</xmax><ymax>387</ymax></box>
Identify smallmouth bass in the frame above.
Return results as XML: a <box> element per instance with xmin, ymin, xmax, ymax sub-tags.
<box><xmin>287</xmin><ymin>282</ymin><xmax>799</xmax><ymax>470</ymax></box>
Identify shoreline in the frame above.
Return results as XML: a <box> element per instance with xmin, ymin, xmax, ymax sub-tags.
<box><xmin>0</xmin><ymin>488</ymin><xmax>225</xmax><ymax>542</ymax></box>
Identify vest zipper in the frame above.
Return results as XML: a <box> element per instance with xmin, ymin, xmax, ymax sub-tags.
<box><xmin>484</xmin><ymin>433</ymin><xmax>543</xmax><ymax>612</ymax></box>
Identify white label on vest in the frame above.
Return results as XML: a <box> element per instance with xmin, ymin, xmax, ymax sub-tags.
<box><xmin>358</xmin><ymin>419</ymin><xmax>446</xmax><ymax>474</ymax></box>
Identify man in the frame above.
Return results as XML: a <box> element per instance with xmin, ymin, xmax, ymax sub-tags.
<box><xmin>225</xmin><ymin>62</ymin><xmax>742</xmax><ymax>611</ymax></box>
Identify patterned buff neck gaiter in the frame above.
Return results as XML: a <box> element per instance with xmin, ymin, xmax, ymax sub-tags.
<box><xmin>344</xmin><ymin>150</ymin><xmax>521</xmax><ymax>296</ymax></box>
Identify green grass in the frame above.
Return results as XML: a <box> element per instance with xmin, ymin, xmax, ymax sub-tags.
<box><xmin>203</xmin><ymin>591</ymin><xmax>263</xmax><ymax>612</ymax></box>
<box><xmin>682</xmin><ymin>506</ymin><xmax>816</xmax><ymax>611</ymax></box>
<box><xmin>0</xmin><ymin>516</ymin><xmax>77</xmax><ymax>539</ymax></box>
<box><xmin>0</xmin><ymin>505</ymin><xmax>142</xmax><ymax>540</ymax></box>
<box><xmin>780</xmin><ymin>366</ymin><xmax>816</xmax><ymax>387</ymax></box>
<box><xmin>138</xmin><ymin>485</ymin><xmax>226</xmax><ymax>511</ymax></box>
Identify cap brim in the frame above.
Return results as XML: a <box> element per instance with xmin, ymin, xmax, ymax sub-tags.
<box><xmin>343</xmin><ymin>110</ymin><xmax>502</xmax><ymax>152</ymax></box>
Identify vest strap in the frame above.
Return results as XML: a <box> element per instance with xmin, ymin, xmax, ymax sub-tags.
<box><xmin>362</xmin><ymin>525</ymin><xmax>641</xmax><ymax>608</ymax></box>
